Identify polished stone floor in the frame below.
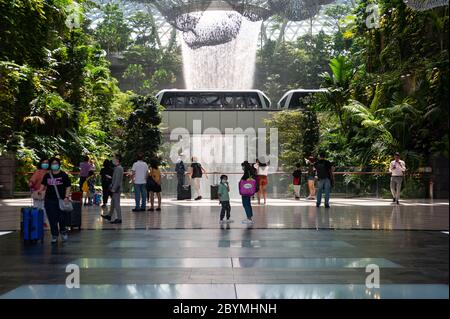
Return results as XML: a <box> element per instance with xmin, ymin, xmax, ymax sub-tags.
<box><xmin>0</xmin><ymin>198</ymin><xmax>448</xmax><ymax>299</ymax></box>
<box><xmin>0</xmin><ymin>198</ymin><xmax>448</xmax><ymax>231</ymax></box>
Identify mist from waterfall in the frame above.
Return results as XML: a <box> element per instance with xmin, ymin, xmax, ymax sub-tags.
<box><xmin>182</xmin><ymin>11</ymin><xmax>262</xmax><ymax>89</ymax></box>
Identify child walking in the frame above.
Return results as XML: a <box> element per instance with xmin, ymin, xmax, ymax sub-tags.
<box><xmin>218</xmin><ymin>175</ymin><xmax>233</xmax><ymax>224</ymax></box>
<box><xmin>292</xmin><ymin>163</ymin><xmax>302</xmax><ymax>199</ymax></box>
<box><xmin>82</xmin><ymin>170</ymin><xmax>96</xmax><ymax>206</ymax></box>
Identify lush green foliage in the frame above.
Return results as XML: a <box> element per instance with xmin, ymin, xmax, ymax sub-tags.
<box><xmin>118</xmin><ymin>95</ymin><xmax>162</xmax><ymax>168</ymax></box>
<box><xmin>264</xmin><ymin>108</ymin><xmax>319</xmax><ymax>169</ymax></box>
<box><xmin>263</xmin><ymin>0</ymin><xmax>448</xmax><ymax>173</ymax></box>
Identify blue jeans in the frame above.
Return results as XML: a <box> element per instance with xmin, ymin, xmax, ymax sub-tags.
<box><xmin>134</xmin><ymin>183</ymin><xmax>147</xmax><ymax>209</ymax></box>
<box><xmin>316</xmin><ymin>178</ymin><xmax>331</xmax><ymax>207</ymax></box>
<box><xmin>242</xmin><ymin>196</ymin><xmax>253</xmax><ymax>219</ymax></box>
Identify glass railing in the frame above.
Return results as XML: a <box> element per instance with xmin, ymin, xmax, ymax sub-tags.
<box><xmin>15</xmin><ymin>170</ymin><xmax>433</xmax><ymax>199</ymax></box>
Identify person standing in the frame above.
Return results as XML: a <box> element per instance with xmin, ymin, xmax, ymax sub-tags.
<box><xmin>255</xmin><ymin>158</ymin><xmax>269</xmax><ymax>205</ymax></box>
<box><xmin>241</xmin><ymin>161</ymin><xmax>256</xmax><ymax>224</ymax></box>
<box><xmin>39</xmin><ymin>157</ymin><xmax>71</xmax><ymax>244</ymax></box>
<box><xmin>100</xmin><ymin>159</ymin><xmax>114</xmax><ymax>208</ymax></box>
<box><xmin>131</xmin><ymin>153</ymin><xmax>148</xmax><ymax>212</ymax></box>
<box><xmin>29</xmin><ymin>158</ymin><xmax>49</xmax><ymax>210</ymax></box>
<box><xmin>188</xmin><ymin>156</ymin><xmax>207</xmax><ymax>200</ymax></box>
<box><xmin>314</xmin><ymin>152</ymin><xmax>334</xmax><ymax>208</ymax></box>
<box><xmin>389</xmin><ymin>152</ymin><xmax>407</xmax><ymax>205</ymax></box>
<box><xmin>218</xmin><ymin>174</ymin><xmax>233</xmax><ymax>224</ymax></box>
<box><xmin>101</xmin><ymin>155</ymin><xmax>124</xmax><ymax>224</ymax></box>
<box><xmin>292</xmin><ymin>163</ymin><xmax>302</xmax><ymax>200</ymax></box>
<box><xmin>82</xmin><ymin>170</ymin><xmax>95</xmax><ymax>206</ymax></box>
<box><xmin>79</xmin><ymin>155</ymin><xmax>94</xmax><ymax>191</ymax></box>
<box><xmin>175</xmin><ymin>155</ymin><xmax>186</xmax><ymax>192</ymax></box>
<box><xmin>147</xmin><ymin>159</ymin><xmax>162</xmax><ymax>212</ymax></box>
<box><xmin>305</xmin><ymin>156</ymin><xmax>316</xmax><ymax>199</ymax></box>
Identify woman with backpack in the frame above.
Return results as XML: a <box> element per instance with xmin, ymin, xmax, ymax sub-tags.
<box><xmin>240</xmin><ymin>161</ymin><xmax>256</xmax><ymax>225</ymax></box>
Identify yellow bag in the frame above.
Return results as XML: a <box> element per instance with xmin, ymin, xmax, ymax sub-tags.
<box><xmin>82</xmin><ymin>180</ymin><xmax>89</xmax><ymax>193</ymax></box>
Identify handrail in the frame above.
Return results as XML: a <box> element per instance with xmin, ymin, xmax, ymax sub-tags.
<box><xmin>17</xmin><ymin>171</ymin><xmax>429</xmax><ymax>176</ymax></box>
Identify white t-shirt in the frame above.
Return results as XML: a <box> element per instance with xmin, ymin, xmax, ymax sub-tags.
<box><xmin>389</xmin><ymin>160</ymin><xmax>406</xmax><ymax>177</ymax></box>
<box><xmin>131</xmin><ymin>160</ymin><xmax>149</xmax><ymax>184</ymax></box>
<box><xmin>257</xmin><ymin>165</ymin><xmax>269</xmax><ymax>176</ymax></box>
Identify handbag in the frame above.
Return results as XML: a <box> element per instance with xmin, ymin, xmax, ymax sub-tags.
<box><xmin>50</xmin><ymin>172</ymin><xmax>74</xmax><ymax>212</ymax></box>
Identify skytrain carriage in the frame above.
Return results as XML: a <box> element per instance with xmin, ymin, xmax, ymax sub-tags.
<box><xmin>277</xmin><ymin>89</ymin><xmax>328</xmax><ymax>109</ymax></box>
<box><xmin>156</xmin><ymin>89</ymin><xmax>272</xmax><ymax>109</ymax></box>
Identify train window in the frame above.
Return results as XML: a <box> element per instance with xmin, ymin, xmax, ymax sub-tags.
<box><xmin>263</xmin><ymin>96</ymin><xmax>271</xmax><ymax>108</ymax></box>
<box><xmin>186</xmin><ymin>95</ymin><xmax>198</xmax><ymax>107</ymax></box>
<box><xmin>176</xmin><ymin>95</ymin><xmax>185</xmax><ymax>108</ymax></box>
<box><xmin>157</xmin><ymin>91</ymin><xmax>269</xmax><ymax>109</ymax></box>
<box><xmin>247</xmin><ymin>93</ymin><xmax>261</xmax><ymax>108</ymax></box>
<box><xmin>234</xmin><ymin>94</ymin><xmax>246</xmax><ymax>108</ymax></box>
<box><xmin>161</xmin><ymin>93</ymin><xmax>175</xmax><ymax>108</ymax></box>
<box><xmin>279</xmin><ymin>95</ymin><xmax>287</xmax><ymax>108</ymax></box>
<box><xmin>199</xmin><ymin>94</ymin><xmax>221</xmax><ymax>107</ymax></box>
<box><xmin>222</xmin><ymin>95</ymin><xmax>234</xmax><ymax>108</ymax></box>
<box><xmin>289</xmin><ymin>92</ymin><xmax>312</xmax><ymax>109</ymax></box>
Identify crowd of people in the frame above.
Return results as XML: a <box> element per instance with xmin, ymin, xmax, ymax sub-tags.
<box><xmin>27</xmin><ymin>151</ymin><xmax>407</xmax><ymax>243</ymax></box>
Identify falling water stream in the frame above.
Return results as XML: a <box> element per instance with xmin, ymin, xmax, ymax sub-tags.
<box><xmin>182</xmin><ymin>10</ymin><xmax>262</xmax><ymax>89</ymax></box>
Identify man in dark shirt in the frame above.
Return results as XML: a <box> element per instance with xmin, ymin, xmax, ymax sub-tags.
<box><xmin>314</xmin><ymin>152</ymin><xmax>334</xmax><ymax>208</ymax></box>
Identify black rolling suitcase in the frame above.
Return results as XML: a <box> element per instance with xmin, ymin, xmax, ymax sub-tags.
<box><xmin>210</xmin><ymin>174</ymin><xmax>219</xmax><ymax>200</ymax></box>
<box><xmin>210</xmin><ymin>185</ymin><xmax>219</xmax><ymax>200</ymax></box>
<box><xmin>177</xmin><ymin>185</ymin><xmax>191</xmax><ymax>200</ymax></box>
<box><xmin>68</xmin><ymin>201</ymin><xmax>82</xmax><ymax>230</ymax></box>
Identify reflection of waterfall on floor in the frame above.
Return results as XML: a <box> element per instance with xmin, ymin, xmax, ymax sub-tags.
<box><xmin>182</xmin><ymin>11</ymin><xmax>262</xmax><ymax>89</ymax></box>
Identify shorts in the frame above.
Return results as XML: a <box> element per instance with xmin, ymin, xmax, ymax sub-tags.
<box><xmin>258</xmin><ymin>175</ymin><xmax>268</xmax><ymax>186</ymax></box>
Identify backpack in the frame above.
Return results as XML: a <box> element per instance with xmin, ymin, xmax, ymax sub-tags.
<box><xmin>239</xmin><ymin>178</ymin><xmax>257</xmax><ymax>196</ymax></box>
<box><xmin>192</xmin><ymin>163</ymin><xmax>202</xmax><ymax>178</ymax></box>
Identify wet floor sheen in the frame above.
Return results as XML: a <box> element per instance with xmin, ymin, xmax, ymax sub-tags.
<box><xmin>1</xmin><ymin>284</ymin><xmax>447</xmax><ymax>299</ymax></box>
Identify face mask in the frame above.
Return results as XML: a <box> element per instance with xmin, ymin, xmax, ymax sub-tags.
<box><xmin>41</xmin><ymin>163</ymin><xmax>49</xmax><ymax>169</ymax></box>
<box><xmin>51</xmin><ymin>164</ymin><xmax>60</xmax><ymax>171</ymax></box>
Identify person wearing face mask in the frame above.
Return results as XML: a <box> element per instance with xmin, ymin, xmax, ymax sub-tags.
<box><xmin>175</xmin><ymin>154</ymin><xmax>186</xmax><ymax>193</ymax></box>
<box><xmin>101</xmin><ymin>155</ymin><xmax>124</xmax><ymax>224</ymax></box>
<box><xmin>29</xmin><ymin>158</ymin><xmax>50</xmax><ymax>210</ymax></box>
<box><xmin>240</xmin><ymin>161</ymin><xmax>256</xmax><ymax>224</ymax></box>
<box><xmin>39</xmin><ymin>157</ymin><xmax>72</xmax><ymax>244</ymax></box>
<box><xmin>218</xmin><ymin>175</ymin><xmax>233</xmax><ymax>224</ymax></box>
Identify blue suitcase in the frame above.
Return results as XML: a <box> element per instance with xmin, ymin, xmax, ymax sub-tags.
<box><xmin>21</xmin><ymin>207</ymin><xmax>44</xmax><ymax>243</ymax></box>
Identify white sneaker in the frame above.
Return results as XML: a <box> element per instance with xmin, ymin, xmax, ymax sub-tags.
<box><xmin>226</xmin><ymin>219</ymin><xmax>234</xmax><ymax>223</ymax></box>
<box><xmin>219</xmin><ymin>220</ymin><xmax>225</xmax><ymax>224</ymax></box>
<box><xmin>51</xmin><ymin>236</ymin><xmax>58</xmax><ymax>244</ymax></box>
<box><xmin>61</xmin><ymin>233</ymin><xmax>68</xmax><ymax>242</ymax></box>
<box><xmin>241</xmin><ymin>219</ymin><xmax>254</xmax><ymax>224</ymax></box>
